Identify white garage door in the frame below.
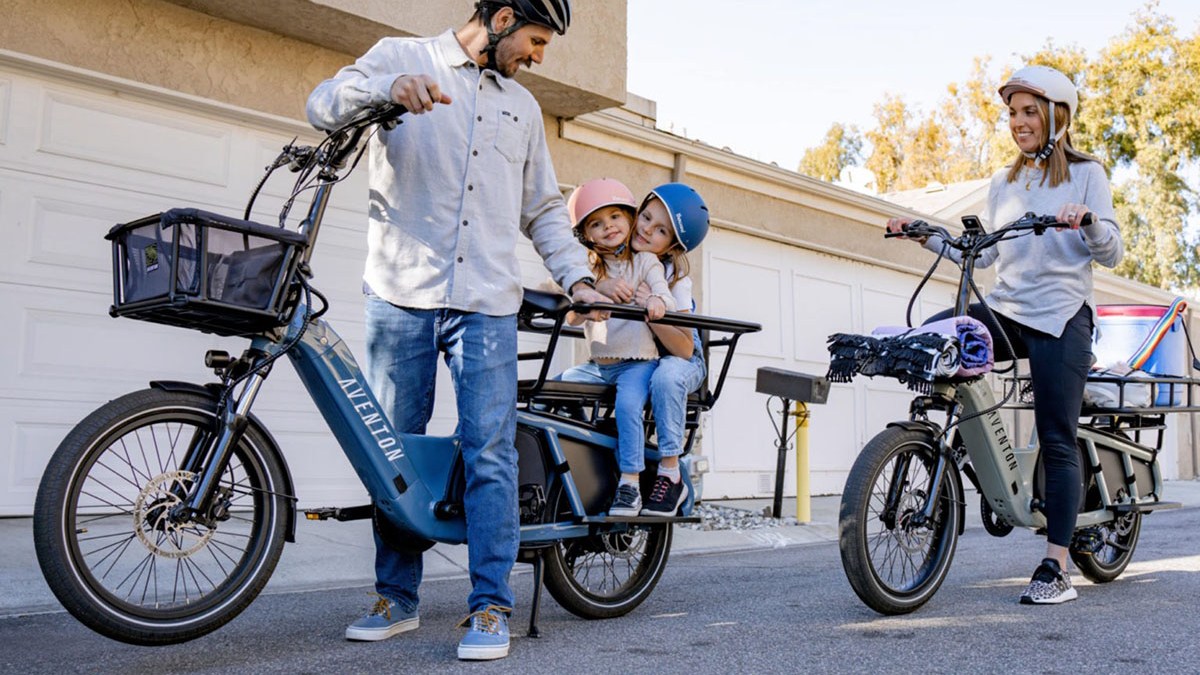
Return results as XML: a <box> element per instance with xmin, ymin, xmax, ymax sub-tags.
<box><xmin>699</xmin><ymin>227</ymin><xmax>958</xmax><ymax>499</ymax></box>
<box><xmin>0</xmin><ymin>61</ymin><xmax>561</xmax><ymax>515</ymax></box>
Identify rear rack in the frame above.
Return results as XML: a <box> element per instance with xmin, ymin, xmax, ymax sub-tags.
<box><xmin>1003</xmin><ymin>372</ymin><xmax>1200</xmax><ymax>415</ymax></box>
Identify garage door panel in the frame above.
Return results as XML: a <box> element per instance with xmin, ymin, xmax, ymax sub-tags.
<box><xmin>861</xmin><ymin>285</ymin><xmax>911</xmax><ymax>330</ymax></box>
<box><xmin>703</xmin><ymin>373</ymin><xmax>762</xmax><ymax>471</ymax></box>
<box><xmin>791</xmin><ymin>271</ymin><xmax>852</xmax><ymax>363</ymax></box>
<box><xmin>863</xmin><ymin>382</ymin><xmax>916</xmax><ymax>437</ymax></box>
<box><xmin>3</xmin><ymin>288</ymin><xmax>233</xmax><ymax>401</ymax></box>
<box><xmin>39</xmin><ymin>90</ymin><xmax>232</xmax><ymax>187</ymax></box>
<box><xmin>707</xmin><ymin>254</ymin><xmax>782</xmax><ymax>359</ymax></box>
<box><xmin>0</xmin><ymin>400</ymin><xmax>98</xmax><ymax>515</ymax></box>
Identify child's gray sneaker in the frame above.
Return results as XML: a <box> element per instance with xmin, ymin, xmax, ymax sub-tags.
<box><xmin>345</xmin><ymin>596</ymin><xmax>419</xmax><ymax>641</ymax></box>
<box><xmin>608</xmin><ymin>482</ymin><xmax>642</xmax><ymax>517</ymax></box>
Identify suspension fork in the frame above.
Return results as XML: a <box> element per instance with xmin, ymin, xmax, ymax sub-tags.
<box><xmin>172</xmin><ymin>363</ymin><xmax>273</xmax><ymax>525</ymax></box>
<box><xmin>882</xmin><ymin>396</ymin><xmax>958</xmax><ymax>529</ymax></box>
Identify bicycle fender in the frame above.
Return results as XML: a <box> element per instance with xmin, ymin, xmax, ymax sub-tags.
<box><xmin>885</xmin><ymin>420</ymin><xmax>942</xmax><ymax>436</ymax></box>
<box><xmin>149</xmin><ymin>380</ymin><xmax>299</xmax><ymax>543</ymax></box>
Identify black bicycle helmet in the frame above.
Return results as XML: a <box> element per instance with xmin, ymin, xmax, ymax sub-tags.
<box><xmin>476</xmin><ymin>0</ymin><xmax>571</xmax><ymax>70</ymax></box>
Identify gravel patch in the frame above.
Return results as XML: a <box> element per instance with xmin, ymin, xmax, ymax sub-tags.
<box><xmin>682</xmin><ymin>502</ymin><xmax>799</xmax><ymax>531</ymax></box>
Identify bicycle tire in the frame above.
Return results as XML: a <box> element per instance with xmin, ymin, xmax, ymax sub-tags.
<box><xmin>542</xmin><ymin>488</ymin><xmax>672</xmax><ymax>619</ymax></box>
<box><xmin>33</xmin><ymin>388</ymin><xmax>289</xmax><ymax>645</ymax></box>
<box><xmin>1071</xmin><ymin>511</ymin><xmax>1141</xmax><ymax>583</ymax></box>
<box><xmin>839</xmin><ymin>426</ymin><xmax>961</xmax><ymax>615</ymax></box>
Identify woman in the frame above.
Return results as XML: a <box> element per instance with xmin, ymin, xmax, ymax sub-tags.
<box><xmin>887</xmin><ymin>64</ymin><xmax>1124</xmax><ymax>604</ymax></box>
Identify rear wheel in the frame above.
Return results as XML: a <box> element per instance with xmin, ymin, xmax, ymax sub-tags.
<box><xmin>33</xmin><ymin>388</ymin><xmax>289</xmax><ymax>645</ymax></box>
<box><xmin>839</xmin><ymin>427</ymin><xmax>961</xmax><ymax>615</ymax></box>
<box><xmin>542</xmin><ymin>489</ymin><xmax>672</xmax><ymax>619</ymax></box>
<box><xmin>1071</xmin><ymin>511</ymin><xmax>1141</xmax><ymax>583</ymax></box>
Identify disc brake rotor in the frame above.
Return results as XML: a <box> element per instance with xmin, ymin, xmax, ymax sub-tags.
<box><xmin>133</xmin><ymin>470</ymin><xmax>214</xmax><ymax>558</ymax></box>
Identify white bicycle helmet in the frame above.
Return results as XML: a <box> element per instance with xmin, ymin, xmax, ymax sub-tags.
<box><xmin>999</xmin><ymin>65</ymin><xmax>1078</xmax><ymax>163</ymax></box>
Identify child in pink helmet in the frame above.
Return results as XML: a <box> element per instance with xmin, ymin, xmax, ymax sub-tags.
<box><xmin>598</xmin><ymin>183</ymin><xmax>710</xmax><ymax>516</ymax></box>
<box><xmin>561</xmin><ymin>178</ymin><xmax>676</xmax><ymax>516</ymax></box>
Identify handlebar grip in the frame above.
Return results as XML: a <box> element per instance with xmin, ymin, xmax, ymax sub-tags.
<box><xmin>1080</xmin><ymin>212</ymin><xmax>1095</xmax><ymax>227</ymax></box>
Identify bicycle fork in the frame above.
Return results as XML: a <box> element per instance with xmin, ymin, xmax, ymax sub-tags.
<box><xmin>171</xmin><ymin>362</ymin><xmax>273</xmax><ymax>527</ymax></box>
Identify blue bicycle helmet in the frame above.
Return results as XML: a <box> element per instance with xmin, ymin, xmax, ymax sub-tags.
<box><xmin>641</xmin><ymin>183</ymin><xmax>710</xmax><ymax>252</ymax></box>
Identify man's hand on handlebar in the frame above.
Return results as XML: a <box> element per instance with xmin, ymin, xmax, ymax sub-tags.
<box><xmin>885</xmin><ymin>217</ymin><xmax>929</xmax><ymax>245</ymax></box>
<box><xmin>569</xmin><ymin>283</ymin><xmax>612</xmax><ymax>321</ymax></box>
<box><xmin>389</xmin><ymin>75</ymin><xmax>452</xmax><ymax>114</ymax></box>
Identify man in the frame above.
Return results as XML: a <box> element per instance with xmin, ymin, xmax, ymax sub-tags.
<box><xmin>306</xmin><ymin>0</ymin><xmax>605</xmax><ymax>661</ymax></box>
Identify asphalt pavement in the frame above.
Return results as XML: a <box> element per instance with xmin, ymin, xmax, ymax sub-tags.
<box><xmin>4</xmin><ymin>479</ymin><xmax>1200</xmax><ymax>618</ymax></box>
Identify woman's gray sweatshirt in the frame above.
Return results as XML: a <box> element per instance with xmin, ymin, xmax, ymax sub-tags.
<box><xmin>924</xmin><ymin>160</ymin><xmax>1123</xmax><ymax>337</ymax></box>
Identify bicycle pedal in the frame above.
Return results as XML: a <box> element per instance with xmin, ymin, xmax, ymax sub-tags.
<box><xmin>304</xmin><ymin>508</ymin><xmax>337</xmax><ymax>521</ymax></box>
<box><xmin>1071</xmin><ymin>528</ymin><xmax>1105</xmax><ymax>555</ymax></box>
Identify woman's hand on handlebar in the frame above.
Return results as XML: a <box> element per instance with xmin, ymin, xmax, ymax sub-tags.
<box><xmin>1055</xmin><ymin>203</ymin><xmax>1093</xmax><ymax>230</ymax></box>
<box><xmin>389</xmin><ymin>75</ymin><xmax>452</xmax><ymax>114</ymax></box>
<box><xmin>885</xmin><ymin>217</ymin><xmax>928</xmax><ymax>244</ymax></box>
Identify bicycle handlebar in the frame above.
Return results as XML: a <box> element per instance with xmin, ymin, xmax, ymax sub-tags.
<box><xmin>887</xmin><ymin>211</ymin><xmax>1095</xmax><ymax>252</ymax></box>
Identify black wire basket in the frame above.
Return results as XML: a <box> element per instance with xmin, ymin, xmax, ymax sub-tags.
<box><xmin>107</xmin><ymin>208</ymin><xmax>308</xmax><ymax>337</ymax></box>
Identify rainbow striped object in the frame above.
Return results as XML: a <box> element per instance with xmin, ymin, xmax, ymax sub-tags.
<box><xmin>1127</xmin><ymin>297</ymin><xmax>1188</xmax><ymax>370</ymax></box>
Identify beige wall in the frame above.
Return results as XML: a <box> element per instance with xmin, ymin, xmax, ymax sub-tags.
<box><xmin>1</xmin><ymin>0</ymin><xmax>625</xmax><ymax>120</ymax></box>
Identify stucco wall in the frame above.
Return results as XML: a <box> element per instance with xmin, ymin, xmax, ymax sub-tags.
<box><xmin>1</xmin><ymin>0</ymin><xmax>625</xmax><ymax>120</ymax></box>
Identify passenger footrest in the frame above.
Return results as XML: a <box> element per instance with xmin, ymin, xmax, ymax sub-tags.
<box><xmin>304</xmin><ymin>504</ymin><xmax>373</xmax><ymax>521</ymax></box>
<box><xmin>1110</xmin><ymin>500</ymin><xmax>1182</xmax><ymax>514</ymax></box>
<box><xmin>581</xmin><ymin>515</ymin><xmax>701</xmax><ymax>525</ymax></box>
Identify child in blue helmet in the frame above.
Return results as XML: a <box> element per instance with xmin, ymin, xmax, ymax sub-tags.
<box><xmin>596</xmin><ymin>183</ymin><xmax>710</xmax><ymax>516</ymax></box>
<box><xmin>561</xmin><ymin>178</ymin><xmax>677</xmax><ymax>517</ymax></box>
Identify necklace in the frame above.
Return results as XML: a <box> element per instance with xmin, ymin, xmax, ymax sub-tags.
<box><xmin>1024</xmin><ymin>166</ymin><xmax>1043</xmax><ymax>191</ymax></box>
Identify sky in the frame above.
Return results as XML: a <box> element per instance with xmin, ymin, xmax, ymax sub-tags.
<box><xmin>625</xmin><ymin>0</ymin><xmax>1200</xmax><ymax>172</ymax></box>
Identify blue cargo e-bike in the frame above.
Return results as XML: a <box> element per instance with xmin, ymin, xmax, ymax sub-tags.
<box><xmin>32</xmin><ymin>104</ymin><xmax>760</xmax><ymax>645</ymax></box>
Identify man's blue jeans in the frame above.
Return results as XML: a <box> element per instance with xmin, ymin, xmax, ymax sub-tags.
<box><xmin>363</xmin><ymin>297</ymin><xmax>518</xmax><ymax>613</ymax></box>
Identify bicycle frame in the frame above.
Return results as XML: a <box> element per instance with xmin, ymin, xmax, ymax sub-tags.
<box><xmin>892</xmin><ymin>215</ymin><xmax>1175</xmax><ymax>533</ymax></box>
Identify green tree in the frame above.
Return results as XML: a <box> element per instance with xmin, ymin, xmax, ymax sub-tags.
<box><xmin>1053</xmin><ymin>9</ymin><xmax>1200</xmax><ymax>289</ymax></box>
<box><xmin>864</xmin><ymin>94</ymin><xmax>910</xmax><ymax>193</ymax></box>
<box><xmin>803</xmin><ymin>5</ymin><xmax>1200</xmax><ymax>290</ymax></box>
<box><xmin>797</xmin><ymin>122</ymin><xmax>863</xmax><ymax>181</ymax></box>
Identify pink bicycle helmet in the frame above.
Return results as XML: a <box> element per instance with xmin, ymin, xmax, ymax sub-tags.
<box><xmin>567</xmin><ymin>178</ymin><xmax>637</xmax><ymax>247</ymax></box>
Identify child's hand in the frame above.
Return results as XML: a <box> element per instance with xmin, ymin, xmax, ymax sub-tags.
<box><xmin>632</xmin><ymin>282</ymin><xmax>653</xmax><ymax>306</ymax></box>
<box><xmin>596</xmin><ymin>277</ymin><xmax>635</xmax><ymax>304</ymax></box>
<box><xmin>645</xmin><ymin>296</ymin><xmax>666</xmax><ymax>321</ymax></box>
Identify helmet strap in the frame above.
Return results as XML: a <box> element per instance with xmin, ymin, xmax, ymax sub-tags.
<box><xmin>477</xmin><ymin>3</ymin><xmax>526</xmax><ymax>71</ymax></box>
<box><xmin>1025</xmin><ymin>100</ymin><xmax>1068</xmax><ymax>166</ymax></box>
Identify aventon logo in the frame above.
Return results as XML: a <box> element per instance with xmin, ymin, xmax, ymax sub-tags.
<box><xmin>338</xmin><ymin>378</ymin><xmax>403</xmax><ymax>461</ymax></box>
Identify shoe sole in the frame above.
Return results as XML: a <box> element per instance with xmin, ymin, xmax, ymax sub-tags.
<box><xmin>457</xmin><ymin>642</ymin><xmax>510</xmax><ymax>660</ymax></box>
<box><xmin>345</xmin><ymin>616</ymin><xmax>419</xmax><ymax>641</ymax></box>
<box><xmin>640</xmin><ymin>482</ymin><xmax>690</xmax><ymax>517</ymax></box>
<box><xmin>607</xmin><ymin>507</ymin><xmax>641</xmax><ymax>517</ymax></box>
<box><xmin>1019</xmin><ymin>587</ymin><xmax>1078</xmax><ymax>605</ymax></box>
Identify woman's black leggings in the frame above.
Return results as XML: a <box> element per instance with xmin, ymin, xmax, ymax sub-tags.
<box><xmin>929</xmin><ymin>303</ymin><xmax>1094</xmax><ymax>547</ymax></box>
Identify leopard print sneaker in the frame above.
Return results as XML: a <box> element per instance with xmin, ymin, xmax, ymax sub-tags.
<box><xmin>1019</xmin><ymin>558</ymin><xmax>1078</xmax><ymax>605</ymax></box>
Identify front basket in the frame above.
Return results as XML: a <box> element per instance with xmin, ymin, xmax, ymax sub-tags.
<box><xmin>107</xmin><ymin>208</ymin><xmax>309</xmax><ymax>337</ymax></box>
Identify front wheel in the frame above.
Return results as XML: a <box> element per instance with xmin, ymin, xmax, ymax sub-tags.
<box><xmin>839</xmin><ymin>427</ymin><xmax>961</xmax><ymax>615</ymax></box>
<box><xmin>542</xmin><ymin>489</ymin><xmax>672</xmax><ymax>619</ymax></box>
<box><xmin>33</xmin><ymin>388</ymin><xmax>290</xmax><ymax>645</ymax></box>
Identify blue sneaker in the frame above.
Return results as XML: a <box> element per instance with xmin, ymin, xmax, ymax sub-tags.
<box><xmin>456</xmin><ymin>605</ymin><xmax>511</xmax><ymax>660</ymax></box>
<box><xmin>345</xmin><ymin>595</ymin><xmax>419</xmax><ymax>641</ymax></box>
